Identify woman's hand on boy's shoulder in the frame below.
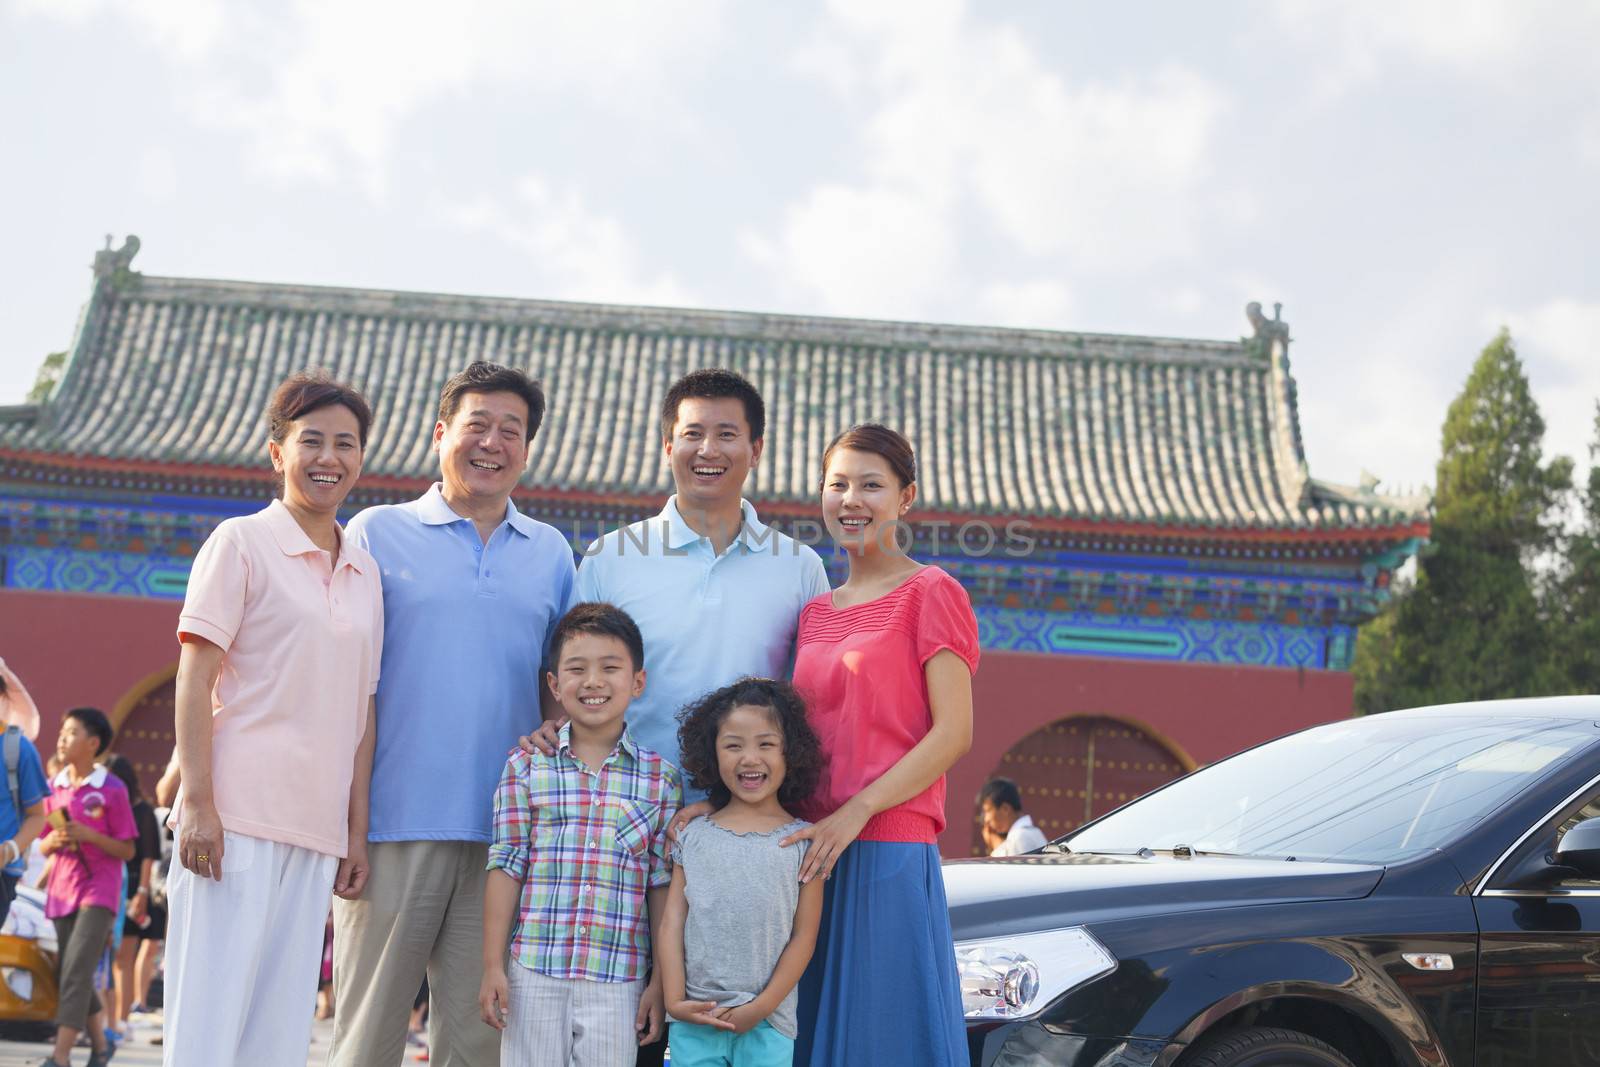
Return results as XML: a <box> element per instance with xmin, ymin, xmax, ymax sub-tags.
<box><xmin>667</xmin><ymin>997</ymin><xmax>736</xmax><ymax>1031</ymax></box>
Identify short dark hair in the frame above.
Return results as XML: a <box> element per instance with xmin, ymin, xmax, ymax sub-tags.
<box><xmin>103</xmin><ymin>753</ymin><xmax>144</xmax><ymax>803</ymax></box>
<box><xmin>676</xmin><ymin>678</ymin><xmax>824</xmax><ymax>810</ymax></box>
<box><xmin>65</xmin><ymin>706</ymin><xmax>114</xmax><ymax>756</ymax></box>
<box><xmin>979</xmin><ymin>777</ymin><xmax>1025</xmax><ymax>813</ymax></box>
<box><xmin>660</xmin><ymin>369</ymin><xmax>765</xmax><ymax>444</ymax></box>
<box><xmin>266</xmin><ymin>371</ymin><xmax>373</xmax><ymax>448</ymax></box>
<box><xmin>821</xmin><ymin>423</ymin><xmax>917</xmax><ymax>490</ymax></box>
<box><xmin>438</xmin><ymin>361</ymin><xmax>546</xmax><ymax>441</ymax></box>
<box><xmin>549</xmin><ymin>602</ymin><xmax>645</xmax><ymax>672</ymax></box>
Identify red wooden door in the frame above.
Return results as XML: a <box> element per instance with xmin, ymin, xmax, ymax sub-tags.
<box><xmin>972</xmin><ymin>716</ymin><xmax>1188</xmax><ymax>855</ymax></box>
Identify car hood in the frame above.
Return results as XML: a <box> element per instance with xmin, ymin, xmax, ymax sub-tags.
<box><xmin>944</xmin><ymin>852</ymin><xmax>1384</xmax><ymax>940</ymax></box>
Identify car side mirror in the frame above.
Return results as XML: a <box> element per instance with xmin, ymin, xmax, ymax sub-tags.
<box><xmin>1555</xmin><ymin>819</ymin><xmax>1600</xmax><ymax>879</ymax></box>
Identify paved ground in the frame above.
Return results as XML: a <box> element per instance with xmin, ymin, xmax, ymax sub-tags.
<box><xmin>0</xmin><ymin>1016</ymin><xmax>376</xmax><ymax>1066</ymax></box>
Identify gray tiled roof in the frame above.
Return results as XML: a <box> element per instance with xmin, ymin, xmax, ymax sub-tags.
<box><xmin>1</xmin><ymin>258</ymin><xmax>1428</xmax><ymax>533</ymax></box>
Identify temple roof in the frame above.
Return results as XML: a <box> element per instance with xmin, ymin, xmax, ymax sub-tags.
<box><xmin>1</xmin><ymin>240</ymin><xmax>1428</xmax><ymax>539</ymax></box>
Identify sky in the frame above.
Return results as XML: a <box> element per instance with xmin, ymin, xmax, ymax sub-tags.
<box><xmin>2</xmin><ymin>0</ymin><xmax>1596</xmax><ymax>494</ymax></box>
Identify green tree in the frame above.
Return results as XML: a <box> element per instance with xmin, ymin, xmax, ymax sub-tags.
<box><xmin>1355</xmin><ymin>329</ymin><xmax>1573</xmax><ymax>712</ymax></box>
<box><xmin>1552</xmin><ymin>405</ymin><xmax>1600</xmax><ymax>692</ymax></box>
<box><xmin>26</xmin><ymin>351</ymin><xmax>66</xmax><ymax>403</ymax></box>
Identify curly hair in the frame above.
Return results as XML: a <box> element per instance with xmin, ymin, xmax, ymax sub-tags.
<box><xmin>676</xmin><ymin>678</ymin><xmax>823</xmax><ymax>810</ymax></box>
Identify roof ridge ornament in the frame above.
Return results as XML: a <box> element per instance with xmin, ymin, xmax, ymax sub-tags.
<box><xmin>1245</xmin><ymin>301</ymin><xmax>1289</xmax><ymax>347</ymax></box>
<box><xmin>92</xmin><ymin>234</ymin><xmax>141</xmax><ymax>284</ymax></box>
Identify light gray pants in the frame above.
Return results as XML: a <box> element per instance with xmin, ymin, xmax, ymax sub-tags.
<box><xmin>329</xmin><ymin>840</ymin><xmax>498</xmax><ymax>1067</ymax></box>
<box><xmin>503</xmin><ymin>965</ymin><xmax>644</xmax><ymax>1067</ymax></box>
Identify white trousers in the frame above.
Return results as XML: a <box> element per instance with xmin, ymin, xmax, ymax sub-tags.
<box><xmin>502</xmin><ymin>964</ymin><xmax>644</xmax><ymax>1067</ymax></box>
<box><xmin>163</xmin><ymin>831</ymin><xmax>337</xmax><ymax>1066</ymax></box>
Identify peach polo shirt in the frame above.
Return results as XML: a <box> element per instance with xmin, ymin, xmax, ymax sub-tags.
<box><xmin>177</xmin><ymin>499</ymin><xmax>383</xmax><ymax>857</ymax></box>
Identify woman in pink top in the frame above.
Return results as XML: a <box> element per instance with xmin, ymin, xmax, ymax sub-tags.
<box><xmin>784</xmin><ymin>424</ymin><xmax>977</xmax><ymax>1066</ymax></box>
<box><xmin>164</xmin><ymin>373</ymin><xmax>383</xmax><ymax>1065</ymax></box>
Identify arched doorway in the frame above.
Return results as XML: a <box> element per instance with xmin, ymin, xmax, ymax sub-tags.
<box><xmin>110</xmin><ymin>665</ymin><xmax>177</xmax><ymax>801</ymax></box>
<box><xmin>973</xmin><ymin>716</ymin><xmax>1193</xmax><ymax>855</ymax></box>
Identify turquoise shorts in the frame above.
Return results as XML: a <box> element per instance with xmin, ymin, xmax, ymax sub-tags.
<box><xmin>669</xmin><ymin>1017</ymin><xmax>793</xmax><ymax>1066</ymax></box>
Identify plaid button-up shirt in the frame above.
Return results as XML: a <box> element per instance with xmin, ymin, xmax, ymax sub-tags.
<box><xmin>488</xmin><ymin>723</ymin><xmax>681</xmax><ymax>982</ymax></box>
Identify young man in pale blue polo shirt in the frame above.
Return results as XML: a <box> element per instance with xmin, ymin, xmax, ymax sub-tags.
<box><xmin>331</xmin><ymin>361</ymin><xmax>575</xmax><ymax>1067</ymax></box>
<box><xmin>529</xmin><ymin>367</ymin><xmax>829</xmax><ymax>1066</ymax></box>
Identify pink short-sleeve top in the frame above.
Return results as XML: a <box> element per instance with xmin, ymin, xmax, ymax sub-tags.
<box><xmin>177</xmin><ymin>499</ymin><xmax>383</xmax><ymax>857</ymax></box>
<box><xmin>792</xmin><ymin>566</ymin><xmax>980</xmax><ymax>844</ymax></box>
<box><xmin>44</xmin><ymin>766</ymin><xmax>136</xmax><ymax>918</ymax></box>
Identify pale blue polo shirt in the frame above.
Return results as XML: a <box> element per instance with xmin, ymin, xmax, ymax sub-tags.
<box><xmin>349</xmin><ymin>485</ymin><xmax>576</xmax><ymax>842</ymax></box>
<box><xmin>576</xmin><ymin>497</ymin><xmax>831</xmax><ymax>794</ymax></box>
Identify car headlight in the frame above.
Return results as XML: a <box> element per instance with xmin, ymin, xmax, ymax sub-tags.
<box><xmin>956</xmin><ymin>926</ymin><xmax>1116</xmax><ymax>1020</ymax></box>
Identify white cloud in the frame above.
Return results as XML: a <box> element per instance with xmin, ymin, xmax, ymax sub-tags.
<box><xmin>1493</xmin><ymin>299</ymin><xmax>1600</xmax><ymax>469</ymax></box>
<box><xmin>11</xmin><ymin>0</ymin><xmax>226</xmax><ymax>58</ymax></box>
<box><xmin>745</xmin><ymin>1</ymin><xmax>1227</xmax><ymax>320</ymax></box>
<box><xmin>442</xmin><ymin>176</ymin><xmax>694</xmax><ymax>308</ymax></box>
<box><xmin>740</xmin><ymin>183</ymin><xmax>956</xmax><ymax>320</ymax></box>
<box><xmin>1263</xmin><ymin>0</ymin><xmax>1600</xmax><ymax>102</ymax></box>
<box><xmin>976</xmin><ymin>280</ymin><xmax>1075</xmax><ymax>330</ymax></box>
<box><xmin>11</xmin><ymin>0</ymin><xmax>728</xmax><ymax>192</ymax></box>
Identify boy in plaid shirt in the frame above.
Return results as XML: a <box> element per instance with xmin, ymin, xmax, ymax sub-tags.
<box><xmin>481</xmin><ymin>603</ymin><xmax>681</xmax><ymax>1066</ymax></box>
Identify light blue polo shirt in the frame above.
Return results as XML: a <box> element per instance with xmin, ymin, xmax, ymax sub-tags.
<box><xmin>576</xmin><ymin>497</ymin><xmax>831</xmax><ymax>789</ymax></box>
<box><xmin>349</xmin><ymin>485</ymin><xmax>576</xmax><ymax>842</ymax></box>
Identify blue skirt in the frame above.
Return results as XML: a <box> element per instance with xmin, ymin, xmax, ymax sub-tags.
<box><xmin>794</xmin><ymin>841</ymin><xmax>967</xmax><ymax>1066</ymax></box>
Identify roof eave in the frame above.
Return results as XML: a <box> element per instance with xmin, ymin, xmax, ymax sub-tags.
<box><xmin>1</xmin><ymin>449</ymin><xmax>1433</xmax><ymax>549</ymax></box>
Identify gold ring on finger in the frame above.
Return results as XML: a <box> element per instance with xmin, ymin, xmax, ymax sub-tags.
<box><xmin>196</xmin><ymin>853</ymin><xmax>209</xmax><ymax>863</ymax></box>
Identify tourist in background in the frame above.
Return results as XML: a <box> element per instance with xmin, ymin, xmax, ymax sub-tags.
<box><xmin>785</xmin><ymin>424</ymin><xmax>977</xmax><ymax>1066</ymax></box>
<box><xmin>331</xmin><ymin>361</ymin><xmax>574</xmax><ymax>1067</ymax></box>
<box><xmin>164</xmin><ymin>372</ymin><xmax>383</xmax><ymax>1064</ymax></box>
<box><xmin>0</xmin><ymin>675</ymin><xmax>48</xmax><ymax>927</ymax></box>
<box><xmin>0</xmin><ymin>657</ymin><xmax>41</xmax><ymax>740</ymax></box>
<box><xmin>979</xmin><ymin>777</ymin><xmax>1047</xmax><ymax>856</ymax></box>
<box><xmin>40</xmin><ymin>706</ymin><xmax>137</xmax><ymax>1067</ymax></box>
<box><xmin>104</xmin><ymin>754</ymin><xmax>163</xmax><ymax>1037</ymax></box>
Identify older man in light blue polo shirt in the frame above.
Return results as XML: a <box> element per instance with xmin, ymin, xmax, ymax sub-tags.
<box><xmin>528</xmin><ymin>367</ymin><xmax>827</xmax><ymax>1067</ymax></box>
<box><xmin>330</xmin><ymin>362</ymin><xmax>575</xmax><ymax>1067</ymax></box>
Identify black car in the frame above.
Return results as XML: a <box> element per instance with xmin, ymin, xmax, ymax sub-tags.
<box><xmin>946</xmin><ymin>697</ymin><xmax>1600</xmax><ymax>1066</ymax></box>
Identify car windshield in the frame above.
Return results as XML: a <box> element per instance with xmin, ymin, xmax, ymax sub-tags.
<box><xmin>1065</xmin><ymin>715</ymin><xmax>1597</xmax><ymax>865</ymax></box>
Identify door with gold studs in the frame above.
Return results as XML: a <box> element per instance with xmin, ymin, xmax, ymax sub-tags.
<box><xmin>972</xmin><ymin>716</ymin><xmax>1190</xmax><ymax>856</ymax></box>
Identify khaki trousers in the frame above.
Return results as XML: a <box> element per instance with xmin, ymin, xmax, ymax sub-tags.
<box><xmin>329</xmin><ymin>840</ymin><xmax>498</xmax><ymax>1067</ymax></box>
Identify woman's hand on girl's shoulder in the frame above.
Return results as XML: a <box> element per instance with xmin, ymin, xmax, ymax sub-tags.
<box><xmin>781</xmin><ymin>800</ymin><xmax>870</xmax><ymax>883</ymax></box>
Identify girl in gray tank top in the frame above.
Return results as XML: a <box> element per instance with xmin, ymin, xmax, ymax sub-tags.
<box><xmin>657</xmin><ymin>679</ymin><xmax>826</xmax><ymax>1065</ymax></box>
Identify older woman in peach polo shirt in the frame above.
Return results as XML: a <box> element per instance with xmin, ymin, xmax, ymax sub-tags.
<box><xmin>163</xmin><ymin>372</ymin><xmax>384</xmax><ymax>1065</ymax></box>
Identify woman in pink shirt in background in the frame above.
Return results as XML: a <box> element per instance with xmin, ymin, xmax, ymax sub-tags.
<box><xmin>164</xmin><ymin>372</ymin><xmax>384</xmax><ymax>1065</ymax></box>
<box><xmin>784</xmin><ymin>424</ymin><xmax>978</xmax><ymax>1066</ymax></box>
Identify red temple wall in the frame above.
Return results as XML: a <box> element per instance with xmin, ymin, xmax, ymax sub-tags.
<box><xmin>941</xmin><ymin>649</ymin><xmax>1355</xmax><ymax>855</ymax></box>
<box><xmin>3</xmin><ymin>588</ymin><xmax>1355</xmax><ymax>857</ymax></box>
<box><xmin>0</xmin><ymin>587</ymin><xmax>181</xmax><ymax>743</ymax></box>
